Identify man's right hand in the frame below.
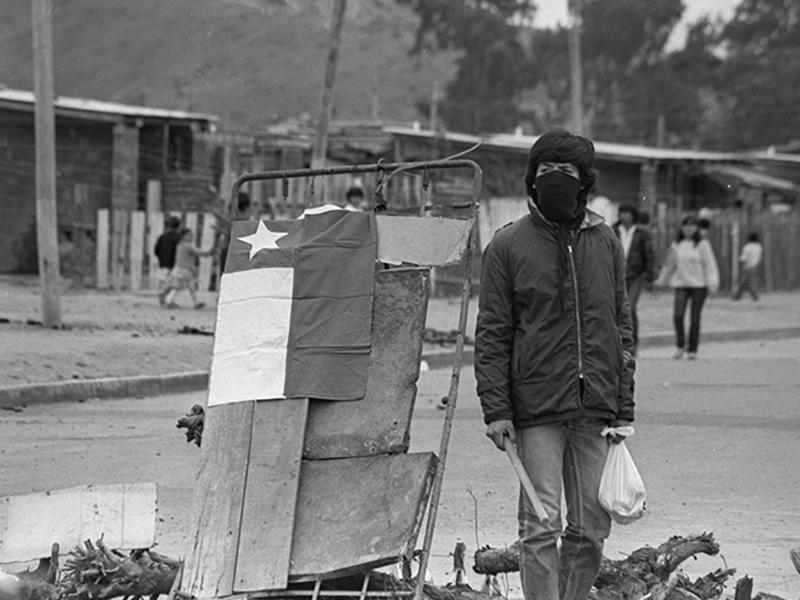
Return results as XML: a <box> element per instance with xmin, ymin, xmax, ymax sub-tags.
<box><xmin>486</xmin><ymin>419</ymin><xmax>515</xmax><ymax>451</ymax></box>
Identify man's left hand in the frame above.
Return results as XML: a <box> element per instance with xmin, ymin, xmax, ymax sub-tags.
<box><xmin>607</xmin><ymin>419</ymin><xmax>632</xmax><ymax>444</ymax></box>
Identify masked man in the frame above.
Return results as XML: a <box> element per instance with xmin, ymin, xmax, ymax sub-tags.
<box><xmin>475</xmin><ymin>129</ymin><xmax>636</xmax><ymax>600</ymax></box>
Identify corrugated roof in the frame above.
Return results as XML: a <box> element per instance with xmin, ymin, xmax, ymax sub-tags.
<box><xmin>702</xmin><ymin>164</ymin><xmax>800</xmax><ymax>192</ymax></box>
<box><xmin>385</xmin><ymin>127</ymin><xmax>744</xmax><ymax>163</ymax></box>
<box><xmin>0</xmin><ymin>88</ymin><xmax>219</xmax><ymax>123</ymax></box>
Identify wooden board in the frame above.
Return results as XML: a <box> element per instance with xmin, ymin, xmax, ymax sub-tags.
<box><xmin>180</xmin><ymin>401</ymin><xmax>254</xmax><ymax>598</ymax></box>
<box><xmin>147</xmin><ymin>211</ymin><xmax>164</xmax><ymax>291</ymax></box>
<box><xmin>96</xmin><ymin>208</ymin><xmax>110</xmax><ymax>289</ymax></box>
<box><xmin>129</xmin><ymin>211</ymin><xmax>145</xmax><ymax>292</ymax></box>
<box><xmin>110</xmin><ymin>210</ymin><xmax>128</xmax><ymax>290</ymax></box>
<box><xmin>0</xmin><ymin>483</ymin><xmax>155</xmax><ymax>563</ymax></box>
<box><xmin>234</xmin><ymin>399</ymin><xmax>308</xmax><ymax>592</ymax></box>
<box><xmin>198</xmin><ymin>214</ymin><xmax>216</xmax><ymax>292</ymax></box>
<box><xmin>303</xmin><ymin>267</ymin><xmax>429</xmax><ymax>459</ymax></box>
<box><xmin>289</xmin><ymin>452</ymin><xmax>437</xmax><ymax>581</ymax></box>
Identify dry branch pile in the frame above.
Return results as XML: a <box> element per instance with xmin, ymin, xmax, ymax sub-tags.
<box><xmin>4</xmin><ymin>534</ymin><xmax>796</xmax><ymax>600</ymax></box>
<box><xmin>474</xmin><ymin>533</ymin><xmax>787</xmax><ymax>600</ymax></box>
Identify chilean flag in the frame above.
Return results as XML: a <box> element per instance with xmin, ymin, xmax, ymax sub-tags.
<box><xmin>207</xmin><ymin>210</ymin><xmax>377</xmax><ymax>406</ymax></box>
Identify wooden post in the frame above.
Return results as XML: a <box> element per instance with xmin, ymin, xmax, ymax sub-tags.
<box><xmin>762</xmin><ymin>215</ymin><xmax>773</xmax><ymax>292</ymax></box>
<box><xmin>146</xmin><ymin>180</ymin><xmax>162</xmax><ymax>289</ymax></box>
<box><xmin>129</xmin><ymin>211</ymin><xmax>145</xmax><ymax>292</ymax></box>
<box><xmin>96</xmin><ymin>208</ymin><xmax>110</xmax><ymax>289</ymax></box>
<box><xmin>310</xmin><ymin>0</ymin><xmax>347</xmax><ymax>172</ymax></box>
<box><xmin>197</xmin><ymin>213</ymin><xmax>215</xmax><ymax>293</ymax></box>
<box><xmin>148</xmin><ymin>211</ymin><xmax>164</xmax><ymax>290</ymax></box>
<box><xmin>639</xmin><ymin>163</ymin><xmax>658</xmax><ymax>222</ymax></box>
<box><xmin>719</xmin><ymin>218</ymin><xmax>730</xmax><ymax>292</ymax></box>
<box><xmin>32</xmin><ymin>0</ymin><xmax>62</xmax><ymax>327</ymax></box>
<box><xmin>788</xmin><ymin>217</ymin><xmax>798</xmax><ymax>290</ymax></box>
<box><xmin>111</xmin><ymin>210</ymin><xmax>129</xmax><ymax>290</ymax></box>
<box><xmin>731</xmin><ymin>217</ymin><xmax>740</xmax><ymax>295</ymax></box>
<box><xmin>185</xmin><ymin>212</ymin><xmax>198</xmax><ymax>243</ymax></box>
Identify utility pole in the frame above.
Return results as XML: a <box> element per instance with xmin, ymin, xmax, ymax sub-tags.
<box><xmin>429</xmin><ymin>81</ymin><xmax>440</xmax><ymax>131</ymax></box>
<box><xmin>311</xmin><ymin>0</ymin><xmax>347</xmax><ymax>171</ymax></box>
<box><xmin>32</xmin><ymin>0</ymin><xmax>62</xmax><ymax>327</ymax></box>
<box><xmin>656</xmin><ymin>114</ymin><xmax>666</xmax><ymax>147</ymax></box>
<box><xmin>567</xmin><ymin>0</ymin><xmax>584</xmax><ymax>134</ymax></box>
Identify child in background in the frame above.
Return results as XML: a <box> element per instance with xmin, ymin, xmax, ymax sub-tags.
<box><xmin>153</xmin><ymin>216</ymin><xmax>182</xmax><ymax>304</ymax></box>
<box><xmin>733</xmin><ymin>232</ymin><xmax>763</xmax><ymax>301</ymax></box>
<box><xmin>162</xmin><ymin>228</ymin><xmax>215</xmax><ymax>309</ymax></box>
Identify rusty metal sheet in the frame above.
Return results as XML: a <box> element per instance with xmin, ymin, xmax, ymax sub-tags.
<box><xmin>376</xmin><ymin>215</ymin><xmax>473</xmax><ymax>266</ymax></box>
<box><xmin>288</xmin><ymin>452</ymin><xmax>436</xmax><ymax>582</ymax></box>
<box><xmin>303</xmin><ymin>267</ymin><xmax>429</xmax><ymax>459</ymax></box>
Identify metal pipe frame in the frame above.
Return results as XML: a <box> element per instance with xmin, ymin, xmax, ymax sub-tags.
<box><xmin>226</xmin><ymin>159</ymin><xmax>483</xmax><ymax>600</ymax></box>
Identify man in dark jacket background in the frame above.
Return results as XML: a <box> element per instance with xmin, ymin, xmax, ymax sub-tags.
<box><xmin>475</xmin><ymin>129</ymin><xmax>636</xmax><ymax>600</ymax></box>
<box><xmin>613</xmin><ymin>204</ymin><xmax>656</xmax><ymax>353</ymax></box>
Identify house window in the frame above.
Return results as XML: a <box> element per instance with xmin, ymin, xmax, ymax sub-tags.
<box><xmin>167</xmin><ymin>125</ymin><xmax>193</xmax><ymax>172</ymax></box>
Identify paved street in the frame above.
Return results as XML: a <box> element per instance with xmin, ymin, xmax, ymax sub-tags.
<box><xmin>2</xmin><ymin>337</ymin><xmax>799</xmax><ymax>597</ymax></box>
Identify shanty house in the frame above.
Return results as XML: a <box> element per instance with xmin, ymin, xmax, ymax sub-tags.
<box><xmin>0</xmin><ymin>89</ymin><xmax>218</xmax><ymax>280</ymax></box>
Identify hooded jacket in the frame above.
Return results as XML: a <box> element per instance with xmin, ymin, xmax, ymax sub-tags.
<box><xmin>475</xmin><ymin>206</ymin><xmax>636</xmax><ymax>428</ymax></box>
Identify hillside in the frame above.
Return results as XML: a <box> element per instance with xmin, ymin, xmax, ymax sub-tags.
<box><xmin>0</xmin><ymin>0</ymin><xmax>456</xmax><ymax>131</ymax></box>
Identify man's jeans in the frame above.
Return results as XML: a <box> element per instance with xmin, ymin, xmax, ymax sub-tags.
<box><xmin>517</xmin><ymin>418</ymin><xmax>611</xmax><ymax>600</ymax></box>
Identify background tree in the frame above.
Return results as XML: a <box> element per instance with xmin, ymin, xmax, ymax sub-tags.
<box><xmin>715</xmin><ymin>0</ymin><xmax>800</xmax><ymax>149</ymax></box>
<box><xmin>399</xmin><ymin>0</ymin><xmax>537</xmax><ymax>133</ymax></box>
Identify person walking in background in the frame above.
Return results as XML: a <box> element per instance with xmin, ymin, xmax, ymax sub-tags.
<box><xmin>153</xmin><ymin>215</ymin><xmax>182</xmax><ymax>305</ymax></box>
<box><xmin>475</xmin><ymin>128</ymin><xmax>636</xmax><ymax>600</ymax></box>
<box><xmin>161</xmin><ymin>228</ymin><xmax>215</xmax><ymax>309</ymax></box>
<box><xmin>733</xmin><ymin>232</ymin><xmax>763</xmax><ymax>301</ymax></box>
<box><xmin>655</xmin><ymin>215</ymin><xmax>720</xmax><ymax>359</ymax></box>
<box><xmin>613</xmin><ymin>204</ymin><xmax>656</xmax><ymax>354</ymax></box>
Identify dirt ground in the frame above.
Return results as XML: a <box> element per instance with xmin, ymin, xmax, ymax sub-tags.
<box><xmin>1</xmin><ymin>337</ymin><xmax>800</xmax><ymax>598</ymax></box>
<box><xmin>2</xmin><ymin>276</ymin><xmax>800</xmax><ymax>598</ymax></box>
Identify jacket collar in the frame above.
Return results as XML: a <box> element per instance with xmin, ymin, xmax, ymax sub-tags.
<box><xmin>527</xmin><ymin>198</ymin><xmax>605</xmax><ymax>231</ymax></box>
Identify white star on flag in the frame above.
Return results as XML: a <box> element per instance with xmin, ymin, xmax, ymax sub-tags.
<box><xmin>237</xmin><ymin>220</ymin><xmax>287</xmax><ymax>260</ymax></box>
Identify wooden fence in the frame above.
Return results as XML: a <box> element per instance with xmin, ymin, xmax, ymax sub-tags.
<box><xmin>95</xmin><ymin>209</ymin><xmax>219</xmax><ymax>292</ymax></box>
<box><xmin>651</xmin><ymin>211</ymin><xmax>800</xmax><ymax>293</ymax></box>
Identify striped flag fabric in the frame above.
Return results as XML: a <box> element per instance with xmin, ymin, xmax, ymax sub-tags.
<box><xmin>207</xmin><ymin>210</ymin><xmax>377</xmax><ymax>406</ymax></box>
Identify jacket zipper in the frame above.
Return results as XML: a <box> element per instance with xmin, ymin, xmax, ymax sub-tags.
<box><xmin>566</xmin><ymin>242</ymin><xmax>585</xmax><ymax>405</ymax></box>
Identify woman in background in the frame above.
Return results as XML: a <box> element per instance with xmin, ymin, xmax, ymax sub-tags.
<box><xmin>656</xmin><ymin>215</ymin><xmax>720</xmax><ymax>359</ymax></box>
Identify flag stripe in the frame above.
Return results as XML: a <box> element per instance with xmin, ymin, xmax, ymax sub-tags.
<box><xmin>208</xmin><ymin>268</ymin><xmax>293</xmax><ymax>406</ymax></box>
<box><xmin>285</xmin><ymin>211</ymin><xmax>376</xmax><ymax>400</ymax></box>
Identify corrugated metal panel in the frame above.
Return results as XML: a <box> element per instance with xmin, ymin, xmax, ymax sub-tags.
<box><xmin>702</xmin><ymin>164</ymin><xmax>800</xmax><ymax>192</ymax></box>
<box><xmin>383</xmin><ymin>126</ymin><xmax>792</xmax><ymax>164</ymax></box>
<box><xmin>0</xmin><ymin>88</ymin><xmax>218</xmax><ymax>123</ymax></box>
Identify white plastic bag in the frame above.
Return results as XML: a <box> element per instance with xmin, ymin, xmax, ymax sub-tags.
<box><xmin>598</xmin><ymin>431</ymin><xmax>646</xmax><ymax>524</ymax></box>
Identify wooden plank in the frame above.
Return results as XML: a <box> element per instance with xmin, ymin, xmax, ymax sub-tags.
<box><xmin>197</xmin><ymin>213</ymin><xmax>215</xmax><ymax>292</ymax></box>
<box><xmin>181</xmin><ymin>401</ymin><xmax>254</xmax><ymax>599</ymax></box>
<box><xmin>96</xmin><ymin>208</ymin><xmax>110</xmax><ymax>289</ymax></box>
<box><xmin>234</xmin><ymin>399</ymin><xmax>309</xmax><ymax>592</ymax></box>
<box><xmin>146</xmin><ymin>179</ymin><xmax>162</xmax><ymax>215</ymax></box>
<box><xmin>110</xmin><ymin>210</ymin><xmax>128</xmax><ymax>290</ymax></box>
<box><xmin>148</xmin><ymin>211</ymin><xmax>164</xmax><ymax>291</ymax></box>
<box><xmin>129</xmin><ymin>211</ymin><xmax>145</xmax><ymax>292</ymax></box>
<box><xmin>0</xmin><ymin>483</ymin><xmax>155</xmax><ymax>563</ymax></box>
<box><xmin>304</xmin><ymin>267</ymin><xmax>429</xmax><ymax>459</ymax></box>
<box><xmin>289</xmin><ymin>452</ymin><xmax>437</xmax><ymax>581</ymax></box>
<box><xmin>184</xmin><ymin>211</ymin><xmax>199</xmax><ymax>240</ymax></box>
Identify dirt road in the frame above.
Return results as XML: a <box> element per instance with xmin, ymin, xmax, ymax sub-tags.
<box><xmin>2</xmin><ymin>337</ymin><xmax>799</xmax><ymax>597</ymax></box>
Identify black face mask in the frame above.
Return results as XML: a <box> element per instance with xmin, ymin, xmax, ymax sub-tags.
<box><xmin>533</xmin><ymin>171</ymin><xmax>582</xmax><ymax>223</ymax></box>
